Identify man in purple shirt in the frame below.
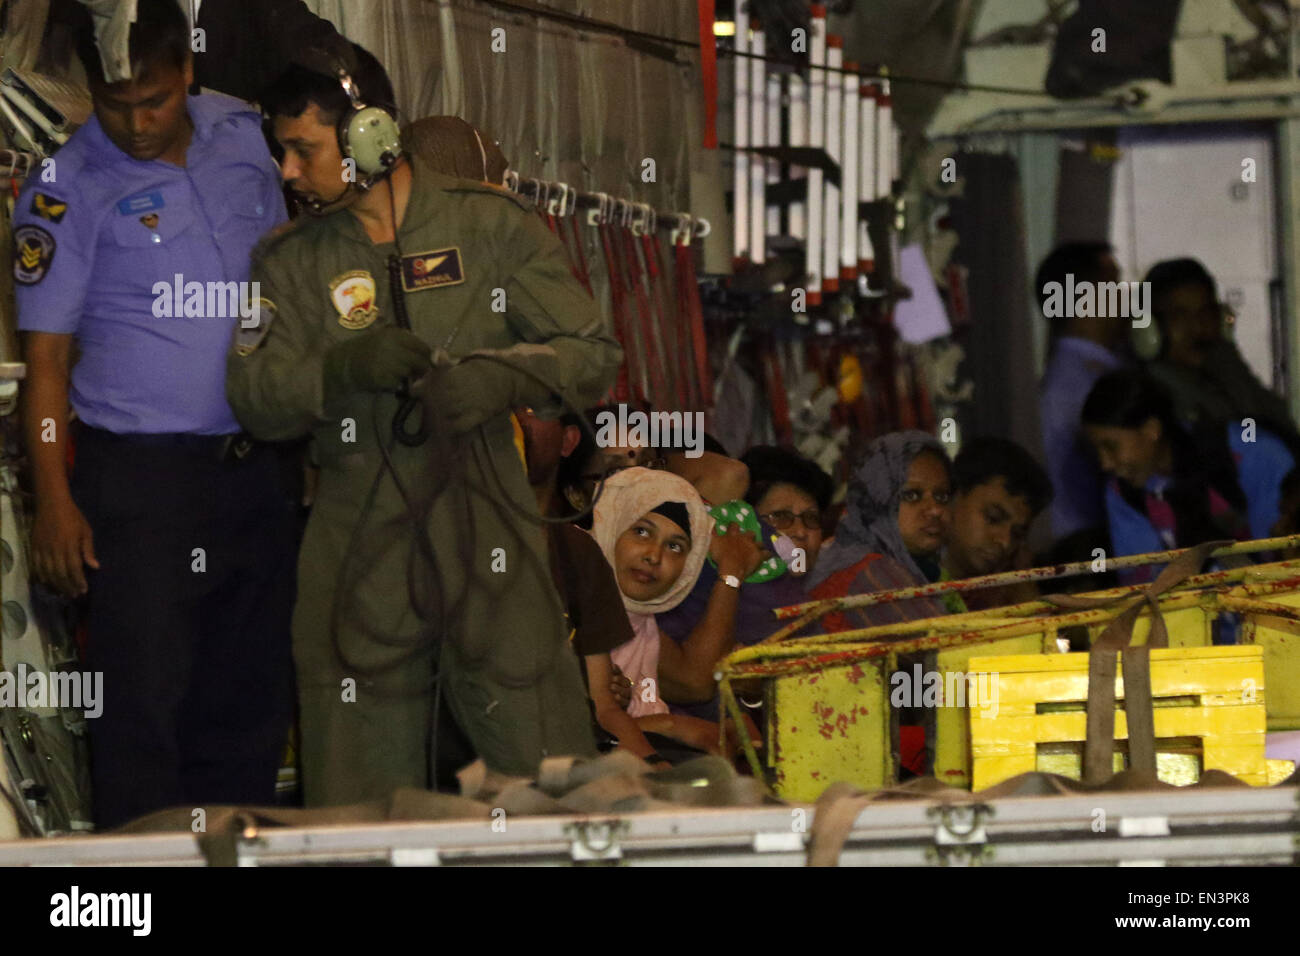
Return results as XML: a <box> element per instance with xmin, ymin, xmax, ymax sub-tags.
<box><xmin>1036</xmin><ymin>242</ymin><xmax>1127</xmax><ymax>540</ymax></box>
<box><xmin>15</xmin><ymin>0</ymin><xmax>292</xmax><ymax>827</ymax></box>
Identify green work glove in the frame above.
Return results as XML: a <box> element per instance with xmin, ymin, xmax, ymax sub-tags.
<box><xmin>322</xmin><ymin>327</ymin><xmax>433</xmax><ymax>401</ymax></box>
<box><xmin>430</xmin><ymin>350</ymin><xmax>555</xmax><ymax>434</ymax></box>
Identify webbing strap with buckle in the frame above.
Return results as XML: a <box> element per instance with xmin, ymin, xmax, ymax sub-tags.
<box><xmin>1045</xmin><ymin>539</ymin><xmax>1227</xmax><ymax>783</ymax></box>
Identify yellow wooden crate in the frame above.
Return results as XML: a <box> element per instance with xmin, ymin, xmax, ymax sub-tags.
<box><xmin>933</xmin><ymin>604</ymin><xmax>1212</xmax><ymax>788</ymax></box>
<box><xmin>934</xmin><ymin>634</ymin><xmax>1047</xmax><ymax>788</ymax></box>
<box><xmin>1126</xmin><ymin>604</ymin><xmax>1213</xmax><ymax>647</ymax></box>
<box><xmin>767</xmin><ymin>660</ymin><xmax>891</xmax><ymax>802</ymax></box>
<box><xmin>1232</xmin><ymin>583</ymin><xmax>1300</xmax><ymax>730</ymax></box>
<box><xmin>967</xmin><ymin>646</ymin><xmax>1276</xmax><ymax>790</ymax></box>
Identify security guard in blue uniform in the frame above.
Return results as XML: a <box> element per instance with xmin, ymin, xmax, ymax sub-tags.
<box><xmin>16</xmin><ymin>0</ymin><xmax>293</xmax><ymax>828</ymax></box>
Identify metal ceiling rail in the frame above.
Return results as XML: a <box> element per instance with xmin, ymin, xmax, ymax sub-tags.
<box><xmin>504</xmin><ymin>171</ymin><xmax>711</xmax><ymax>238</ymax></box>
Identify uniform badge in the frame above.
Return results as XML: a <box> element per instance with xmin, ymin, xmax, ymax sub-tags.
<box><xmin>116</xmin><ymin>191</ymin><xmax>164</xmax><ymax>216</ymax></box>
<box><xmin>140</xmin><ymin>213</ymin><xmax>159</xmax><ymax>229</ymax></box>
<box><xmin>234</xmin><ymin>298</ymin><xmax>277</xmax><ymax>356</ymax></box>
<box><xmin>329</xmin><ymin>270</ymin><xmax>380</xmax><ymax>330</ymax></box>
<box><xmin>31</xmin><ymin>193</ymin><xmax>67</xmax><ymax>223</ymax></box>
<box><xmin>400</xmin><ymin>247</ymin><xmax>465</xmax><ymax>292</ymax></box>
<box><xmin>14</xmin><ymin>225</ymin><xmax>55</xmax><ymax>285</ymax></box>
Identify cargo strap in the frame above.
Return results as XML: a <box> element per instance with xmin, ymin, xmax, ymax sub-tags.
<box><xmin>622</xmin><ymin>228</ymin><xmax>669</xmax><ymax>409</ymax></box>
<box><xmin>1044</xmin><ymin>540</ymin><xmax>1227</xmax><ymax>784</ymax></box>
<box><xmin>598</xmin><ymin>222</ymin><xmax>633</xmax><ymax>404</ymax></box>
<box><xmin>808</xmin><ymin>781</ymin><xmax>875</xmax><ymax>867</ymax></box>
<box><xmin>641</xmin><ymin>233</ymin><xmax>687</xmax><ymax>410</ymax></box>
<box><xmin>760</xmin><ymin>332</ymin><xmax>794</xmax><ymax>446</ymax></box>
<box><xmin>674</xmin><ymin>236</ymin><xmax>711</xmax><ymax>410</ymax></box>
<box><xmin>567</xmin><ymin>214</ymin><xmax>595</xmax><ymax>296</ymax></box>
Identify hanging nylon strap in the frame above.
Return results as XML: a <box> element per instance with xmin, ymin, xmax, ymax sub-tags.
<box><xmin>1044</xmin><ymin>540</ymin><xmax>1226</xmax><ymax>783</ymax></box>
<box><xmin>640</xmin><ymin>232</ymin><xmax>684</xmax><ymax>410</ymax></box>
<box><xmin>598</xmin><ymin>222</ymin><xmax>634</xmax><ymax>405</ymax></box>
<box><xmin>761</xmin><ymin>331</ymin><xmax>794</xmax><ymax>446</ymax></box>
<box><xmin>567</xmin><ymin>214</ymin><xmax>595</xmax><ymax>297</ymax></box>
<box><xmin>675</xmin><ymin>237</ymin><xmax>712</xmax><ymax>409</ymax></box>
<box><xmin>621</xmin><ymin>227</ymin><xmax>666</xmax><ymax>409</ymax></box>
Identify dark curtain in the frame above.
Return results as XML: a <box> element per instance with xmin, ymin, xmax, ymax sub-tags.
<box><xmin>947</xmin><ymin>152</ymin><xmax>1040</xmax><ymax>454</ymax></box>
<box><xmin>1055</xmin><ymin>131</ymin><xmax>1117</xmax><ymax>245</ymax></box>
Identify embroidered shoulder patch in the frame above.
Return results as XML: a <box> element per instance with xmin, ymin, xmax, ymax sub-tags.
<box><xmin>234</xmin><ymin>298</ymin><xmax>277</xmax><ymax>356</ymax></box>
<box><xmin>330</xmin><ymin>270</ymin><xmax>380</xmax><ymax>330</ymax></box>
<box><xmin>14</xmin><ymin>225</ymin><xmax>55</xmax><ymax>285</ymax></box>
<box><xmin>31</xmin><ymin>193</ymin><xmax>67</xmax><ymax>223</ymax></box>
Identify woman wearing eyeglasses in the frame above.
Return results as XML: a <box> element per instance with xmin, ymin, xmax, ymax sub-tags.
<box><xmin>740</xmin><ymin>445</ymin><xmax>835</xmax><ymax>577</ymax></box>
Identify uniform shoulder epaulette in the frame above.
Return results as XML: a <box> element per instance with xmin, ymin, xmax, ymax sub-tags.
<box><xmin>196</xmin><ymin>90</ymin><xmax>264</xmax><ymax>128</ymax></box>
<box><xmin>252</xmin><ymin>216</ymin><xmax>312</xmax><ymax>262</ymax></box>
<box><xmin>439</xmin><ymin>176</ymin><xmax>532</xmax><ymax>212</ymax></box>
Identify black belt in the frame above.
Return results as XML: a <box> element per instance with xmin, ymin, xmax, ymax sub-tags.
<box><xmin>77</xmin><ymin>424</ymin><xmax>259</xmax><ymax>462</ymax></box>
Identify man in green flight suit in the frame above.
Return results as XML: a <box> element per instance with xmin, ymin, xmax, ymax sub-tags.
<box><xmin>225</xmin><ymin>48</ymin><xmax>619</xmax><ymax>806</ymax></box>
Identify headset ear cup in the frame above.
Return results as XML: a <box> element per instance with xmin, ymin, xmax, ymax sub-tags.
<box><xmin>343</xmin><ymin>106</ymin><xmax>403</xmax><ymax>177</ymax></box>
<box><xmin>1130</xmin><ymin>317</ymin><xmax>1162</xmax><ymax>361</ymax></box>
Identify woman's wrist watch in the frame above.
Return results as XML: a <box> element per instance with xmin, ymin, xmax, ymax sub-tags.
<box><xmin>720</xmin><ymin>573</ymin><xmax>742</xmax><ymax>590</ymax></box>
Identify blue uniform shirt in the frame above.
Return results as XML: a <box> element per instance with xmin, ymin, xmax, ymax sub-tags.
<box><xmin>13</xmin><ymin>93</ymin><xmax>286</xmax><ymax>434</ymax></box>
<box><xmin>1039</xmin><ymin>336</ymin><xmax>1123</xmax><ymax>538</ymax></box>
<box><xmin>1104</xmin><ymin>423</ymin><xmax>1295</xmax><ymax>559</ymax></box>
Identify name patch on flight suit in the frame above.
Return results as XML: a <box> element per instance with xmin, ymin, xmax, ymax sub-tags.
<box><xmin>330</xmin><ymin>270</ymin><xmax>380</xmax><ymax>330</ymax></box>
<box><xmin>399</xmin><ymin>247</ymin><xmax>465</xmax><ymax>292</ymax></box>
<box><xmin>30</xmin><ymin>193</ymin><xmax>67</xmax><ymax>223</ymax></box>
<box><xmin>234</xmin><ymin>299</ymin><xmax>277</xmax><ymax>356</ymax></box>
<box><xmin>13</xmin><ymin>225</ymin><xmax>55</xmax><ymax>285</ymax></box>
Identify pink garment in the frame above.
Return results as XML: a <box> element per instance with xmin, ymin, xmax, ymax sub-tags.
<box><xmin>610</xmin><ymin>612</ymin><xmax>670</xmax><ymax>718</ymax></box>
<box><xmin>589</xmin><ymin>467</ymin><xmax>715</xmax><ymax>720</ymax></box>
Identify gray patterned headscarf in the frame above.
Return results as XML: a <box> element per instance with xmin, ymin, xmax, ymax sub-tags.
<box><xmin>807</xmin><ymin>431</ymin><xmax>949</xmax><ymax>589</ymax></box>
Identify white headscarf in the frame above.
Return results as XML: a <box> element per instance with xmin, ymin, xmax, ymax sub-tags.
<box><xmin>590</xmin><ymin>467</ymin><xmax>714</xmax><ymax>615</ymax></box>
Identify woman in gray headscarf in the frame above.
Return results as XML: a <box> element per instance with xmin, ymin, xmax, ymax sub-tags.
<box><xmin>807</xmin><ymin>431</ymin><xmax>955</xmax><ymax>628</ymax></box>
<box><xmin>805</xmin><ymin>431</ymin><xmax>957</xmax><ymax>779</ymax></box>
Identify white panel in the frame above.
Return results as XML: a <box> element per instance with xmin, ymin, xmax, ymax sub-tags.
<box><xmin>789</xmin><ymin>73</ymin><xmax>807</xmax><ymax>241</ymax></box>
<box><xmin>767</xmin><ymin>73</ymin><xmax>781</xmax><ymax>238</ymax></box>
<box><xmin>807</xmin><ymin>10</ymin><xmax>826</xmax><ymax>299</ymax></box>
<box><xmin>750</xmin><ymin>28</ymin><xmax>767</xmax><ymax>264</ymax></box>
<box><xmin>1109</xmin><ymin>124</ymin><xmax>1278</xmax><ymax>386</ymax></box>
<box><xmin>858</xmin><ymin>84</ymin><xmax>877</xmax><ymax>270</ymax></box>
<box><xmin>822</xmin><ymin>42</ymin><xmax>843</xmax><ymax>289</ymax></box>
<box><xmin>733</xmin><ymin>9</ymin><xmax>750</xmax><ymax>261</ymax></box>
<box><xmin>840</xmin><ymin>62</ymin><xmax>859</xmax><ymax>277</ymax></box>
<box><xmin>876</xmin><ymin>85</ymin><xmax>893</xmax><ymax>199</ymax></box>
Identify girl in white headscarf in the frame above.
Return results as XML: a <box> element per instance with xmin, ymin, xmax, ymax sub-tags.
<box><xmin>590</xmin><ymin>467</ymin><xmax>739</xmax><ymax>764</ymax></box>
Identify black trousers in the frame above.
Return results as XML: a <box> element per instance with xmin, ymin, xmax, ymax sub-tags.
<box><xmin>71</xmin><ymin>428</ymin><xmax>295</xmax><ymax>829</ymax></box>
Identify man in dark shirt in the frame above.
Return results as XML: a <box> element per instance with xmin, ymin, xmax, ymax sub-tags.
<box><xmin>517</xmin><ymin>408</ymin><xmax>690</xmax><ymax>762</ymax></box>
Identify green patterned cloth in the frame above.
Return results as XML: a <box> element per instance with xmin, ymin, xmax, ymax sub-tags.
<box><xmin>706</xmin><ymin>500</ymin><xmax>788</xmax><ymax>583</ymax></box>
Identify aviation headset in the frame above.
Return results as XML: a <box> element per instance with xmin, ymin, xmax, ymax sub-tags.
<box><xmin>334</xmin><ymin>66</ymin><xmax>403</xmax><ymax>185</ymax></box>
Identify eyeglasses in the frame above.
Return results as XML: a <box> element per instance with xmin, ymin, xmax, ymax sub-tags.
<box><xmin>760</xmin><ymin>509</ymin><xmax>822</xmax><ymax>531</ymax></box>
<box><xmin>580</xmin><ymin>457</ymin><xmax>669</xmax><ymax>483</ymax></box>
